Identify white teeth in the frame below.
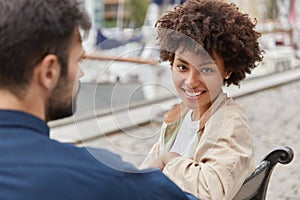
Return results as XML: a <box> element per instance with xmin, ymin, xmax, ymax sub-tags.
<box><xmin>185</xmin><ymin>91</ymin><xmax>204</xmax><ymax>97</ymax></box>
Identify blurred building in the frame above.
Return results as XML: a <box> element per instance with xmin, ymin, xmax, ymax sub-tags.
<box><xmin>227</xmin><ymin>0</ymin><xmax>299</xmax><ymax>78</ymax></box>
<box><xmin>83</xmin><ymin>0</ymin><xmax>131</xmax><ymax>28</ymax></box>
<box><xmin>103</xmin><ymin>0</ymin><xmax>130</xmax><ymax>27</ymax></box>
<box><xmin>83</xmin><ymin>0</ymin><xmax>104</xmax><ymax>29</ymax></box>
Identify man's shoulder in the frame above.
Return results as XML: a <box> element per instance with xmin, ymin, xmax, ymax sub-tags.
<box><xmin>24</xmin><ymin>142</ymin><xmax>188</xmax><ymax>199</ymax></box>
<box><xmin>40</xmin><ymin>138</ymin><xmax>134</xmax><ymax>173</ymax></box>
<box><xmin>0</xmin><ymin>134</ymin><xmax>189</xmax><ymax>200</ymax></box>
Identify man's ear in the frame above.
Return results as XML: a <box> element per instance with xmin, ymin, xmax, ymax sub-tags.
<box><xmin>36</xmin><ymin>54</ymin><xmax>61</xmax><ymax>90</ymax></box>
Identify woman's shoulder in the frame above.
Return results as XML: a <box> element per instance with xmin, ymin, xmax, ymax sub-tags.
<box><xmin>163</xmin><ymin>102</ymin><xmax>189</xmax><ymax>124</ymax></box>
<box><xmin>212</xmin><ymin>96</ymin><xmax>247</xmax><ymax>121</ymax></box>
<box><xmin>225</xmin><ymin>97</ymin><xmax>247</xmax><ymax>114</ymax></box>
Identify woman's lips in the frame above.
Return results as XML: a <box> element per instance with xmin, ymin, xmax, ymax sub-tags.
<box><xmin>183</xmin><ymin>89</ymin><xmax>206</xmax><ymax>98</ymax></box>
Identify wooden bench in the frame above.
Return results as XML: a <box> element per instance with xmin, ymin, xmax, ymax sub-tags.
<box><xmin>233</xmin><ymin>146</ymin><xmax>294</xmax><ymax>200</ymax></box>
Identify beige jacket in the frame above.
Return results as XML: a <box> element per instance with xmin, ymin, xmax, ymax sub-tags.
<box><xmin>141</xmin><ymin>92</ymin><xmax>255</xmax><ymax>200</ymax></box>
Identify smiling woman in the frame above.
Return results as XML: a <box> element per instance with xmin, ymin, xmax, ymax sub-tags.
<box><xmin>140</xmin><ymin>0</ymin><xmax>264</xmax><ymax>199</ymax></box>
<box><xmin>172</xmin><ymin>48</ymin><xmax>228</xmax><ymax>119</ymax></box>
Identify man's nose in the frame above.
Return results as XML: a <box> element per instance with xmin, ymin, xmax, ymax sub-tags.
<box><xmin>78</xmin><ymin>67</ymin><xmax>84</xmax><ymax>79</ymax></box>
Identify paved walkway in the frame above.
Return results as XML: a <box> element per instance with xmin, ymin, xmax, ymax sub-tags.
<box><xmin>77</xmin><ymin>79</ymin><xmax>300</xmax><ymax>200</ymax></box>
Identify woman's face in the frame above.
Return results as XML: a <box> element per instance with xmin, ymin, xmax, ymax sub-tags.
<box><xmin>172</xmin><ymin>46</ymin><xmax>228</xmax><ymax>116</ymax></box>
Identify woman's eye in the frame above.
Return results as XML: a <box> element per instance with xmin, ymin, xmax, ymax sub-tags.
<box><xmin>201</xmin><ymin>68</ymin><xmax>214</xmax><ymax>73</ymax></box>
<box><xmin>177</xmin><ymin>65</ymin><xmax>187</xmax><ymax>71</ymax></box>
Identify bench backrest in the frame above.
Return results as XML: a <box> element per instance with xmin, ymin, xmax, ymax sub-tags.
<box><xmin>233</xmin><ymin>146</ymin><xmax>294</xmax><ymax>200</ymax></box>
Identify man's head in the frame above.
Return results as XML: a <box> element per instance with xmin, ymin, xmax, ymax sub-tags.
<box><xmin>156</xmin><ymin>0</ymin><xmax>263</xmax><ymax>86</ymax></box>
<box><xmin>0</xmin><ymin>0</ymin><xmax>91</xmax><ymax>121</ymax></box>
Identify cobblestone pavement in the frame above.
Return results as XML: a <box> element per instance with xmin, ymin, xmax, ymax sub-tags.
<box><xmin>80</xmin><ymin>80</ymin><xmax>300</xmax><ymax>200</ymax></box>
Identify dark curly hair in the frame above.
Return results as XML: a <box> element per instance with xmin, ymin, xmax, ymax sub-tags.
<box><xmin>156</xmin><ymin>0</ymin><xmax>264</xmax><ymax>86</ymax></box>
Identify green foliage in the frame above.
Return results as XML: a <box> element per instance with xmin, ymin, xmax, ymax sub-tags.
<box><xmin>127</xmin><ymin>0</ymin><xmax>149</xmax><ymax>28</ymax></box>
<box><xmin>105</xmin><ymin>19</ymin><xmax>117</xmax><ymax>28</ymax></box>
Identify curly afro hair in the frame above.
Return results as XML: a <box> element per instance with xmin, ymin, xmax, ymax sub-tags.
<box><xmin>156</xmin><ymin>0</ymin><xmax>264</xmax><ymax>86</ymax></box>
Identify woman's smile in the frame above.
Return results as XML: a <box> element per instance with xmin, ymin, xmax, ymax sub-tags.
<box><xmin>182</xmin><ymin>88</ymin><xmax>207</xmax><ymax>99</ymax></box>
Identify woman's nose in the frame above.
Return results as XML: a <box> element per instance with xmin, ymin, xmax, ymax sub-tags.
<box><xmin>184</xmin><ymin>69</ymin><xmax>202</xmax><ymax>87</ymax></box>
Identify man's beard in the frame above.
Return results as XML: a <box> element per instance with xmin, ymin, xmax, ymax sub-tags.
<box><xmin>45</xmin><ymin>78</ymin><xmax>80</xmax><ymax>122</ymax></box>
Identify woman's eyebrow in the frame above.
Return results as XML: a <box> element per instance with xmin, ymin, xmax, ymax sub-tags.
<box><xmin>197</xmin><ymin>60</ymin><xmax>215</xmax><ymax>67</ymax></box>
<box><xmin>175</xmin><ymin>55</ymin><xmax>215</xmax><ymax>67</ymax></box>
<box><xmin>175</xmin><ymin>57</ymin><xmax>189</xmax><ymax>65</ymax></box>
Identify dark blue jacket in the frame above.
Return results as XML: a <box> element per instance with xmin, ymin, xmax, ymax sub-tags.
<box><xmin>0</xmin><ymin>110</ymin><xmax>190</xmax><ymax>200</ymax></box>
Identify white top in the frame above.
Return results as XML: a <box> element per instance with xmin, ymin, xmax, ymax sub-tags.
<box><xmin>169</xmin><ymin>110</ymin><xmax>199</xmax><ymax>157</ymax></box>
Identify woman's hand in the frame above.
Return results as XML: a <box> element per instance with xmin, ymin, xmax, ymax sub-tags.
<box><xmin>148</xmin><ymin>152</ymin><xmax>181</xmax><ymax>170</ymax></box>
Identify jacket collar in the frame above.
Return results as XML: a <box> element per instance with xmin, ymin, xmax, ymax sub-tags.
<box><xmin>0</xmin><ymin>109</ymin><xmax>50</xmax><ymax>137</ymax></box>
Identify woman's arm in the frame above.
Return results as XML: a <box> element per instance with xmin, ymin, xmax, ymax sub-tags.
<box><xmin>163</xmin><ymin>113</ymin><xmax>254</xmax><ymax>200</ymax></box>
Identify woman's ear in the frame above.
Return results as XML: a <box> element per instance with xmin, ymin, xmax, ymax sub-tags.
<box><xmin>36</xmin><ymin>54</ymin><xmax>61</xmax><ymax>90</ymax></box>
<box><xmin>224</xmin><ymin>70</ymin><xmax>232</xmax><ymax>80</ymax></box>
